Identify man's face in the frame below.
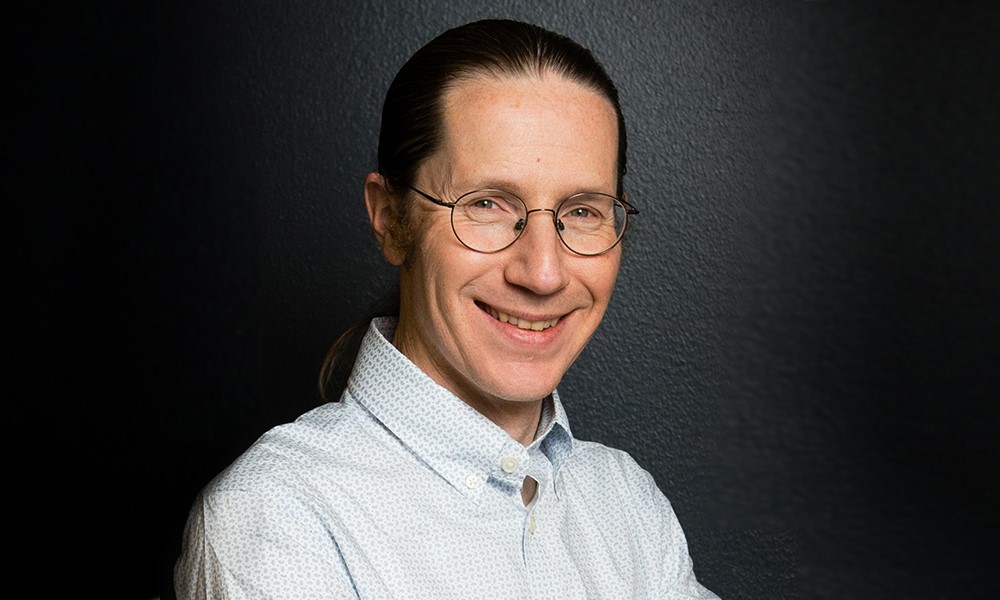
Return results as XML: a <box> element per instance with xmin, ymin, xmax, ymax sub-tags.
<box><xmin>390</xmin><ymin>73</ymin><xmax>621</xmax><ymax>418</ymax></box>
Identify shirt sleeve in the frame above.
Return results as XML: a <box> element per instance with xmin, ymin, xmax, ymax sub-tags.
<box><xmin>648</xmin><ymin>478</ymin><xmax>721</xmax><ymax>599</ymax></box>
<box><xmin>173</xmin><ymin>486</ymin><xmax>358</xmax><ymax>600</ymax></box>
<box><xmin>609</xmin><ymin>450</ymin><xmax>721</xmax><ymax>599</ymax></box>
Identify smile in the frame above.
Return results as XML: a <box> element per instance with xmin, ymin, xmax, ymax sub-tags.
<box><xmin>479</xmin><ymin>303</ymin><xmax>561</xmax><ymax>331</ymax></box>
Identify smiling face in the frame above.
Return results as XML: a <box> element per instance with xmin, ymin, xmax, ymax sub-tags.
<box><xmin>367</xmin><ymin>73</ymin><xmax>621</xmax><ymax>428</ymax></box>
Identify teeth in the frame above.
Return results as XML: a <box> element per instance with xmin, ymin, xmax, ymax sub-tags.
<box><xmin>487</xmin><ymin>306</ymin><xmax>560</xmax><ymax>331</ymax></box>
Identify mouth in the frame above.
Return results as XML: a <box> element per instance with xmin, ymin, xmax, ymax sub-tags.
<box><xmin>476</xmin><ymin>301</ymin><xmax>561</xmax><ymax>332</ymax></box>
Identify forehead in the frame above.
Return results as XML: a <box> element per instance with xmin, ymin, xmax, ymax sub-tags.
<box><xmin>430</xmin><ymin>74</ymin><xmax>619</xmax><ymax>195</ymax></box>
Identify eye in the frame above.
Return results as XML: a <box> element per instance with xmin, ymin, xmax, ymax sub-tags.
<box><xmin>471</xmin><ymin>198</ymin><xmax>500</xmax><ymax>210</ymax></box>
<box><xmin>566</xmin><ymin>206</ymin><xmax>596</xmax><ymax>219</ymax></box>
<box><xmin>462</xmin><ymin>191</ymin><xmax>522</xmax><ymax>216</ymax></box>
<box><xmin>561</xmin><ymin>202</ymin><xmax>605</xmax><ymax>222</ymax></box>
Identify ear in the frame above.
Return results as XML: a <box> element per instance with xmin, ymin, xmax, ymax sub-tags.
<box><xmin>364</xmin><ymin>172</ymin><xmax>407</xmax><ymax>266</ymax></box>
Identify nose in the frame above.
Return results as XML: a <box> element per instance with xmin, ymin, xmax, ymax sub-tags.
<box><xmin>503</xmin><ymin>209</ymin><xmax>571</xmax><ymax>295</ymax></box>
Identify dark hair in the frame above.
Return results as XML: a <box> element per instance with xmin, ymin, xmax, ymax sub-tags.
<box><xmin>318</xmin><ymin>19</ymin><xmax>627</xmax><ymax>400</ymax></box>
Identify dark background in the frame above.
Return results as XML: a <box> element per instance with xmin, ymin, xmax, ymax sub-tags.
<box><xmin>15</xmin><ymin>1</ymin><xmax>997</xmax><ymax>598</ymax></box>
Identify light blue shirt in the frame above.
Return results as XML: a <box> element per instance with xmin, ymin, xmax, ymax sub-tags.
<box><xmin>175</xmin><ymin>317</ymin><xmax>718</xmax><ymax>599</ymax></box>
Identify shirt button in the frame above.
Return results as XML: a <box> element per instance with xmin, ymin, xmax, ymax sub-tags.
<box><xmin>465</xmin><ymin>474</ymin><xmax>481</xmax><ymax>489</ymax></box>
<box><xmin>528</xmin><ymin>515</ymin><xmax>537</xmax><ymax>534</ymax></box>
<box><xmin>501</xmin><ymin>456</ymin><xmax>519</xmax><ymax>473</ymax></box>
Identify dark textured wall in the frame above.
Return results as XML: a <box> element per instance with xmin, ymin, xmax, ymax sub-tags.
<box><xmin>20</xmin><ymin>2</ymin><xmax>997</xmax><ymax>599</ymax></box>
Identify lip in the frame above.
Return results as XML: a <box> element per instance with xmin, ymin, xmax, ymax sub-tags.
<box><xmin>475</xmin><ymin>301</ymin><xmax>568</xmax><ymax>340</ymax></box>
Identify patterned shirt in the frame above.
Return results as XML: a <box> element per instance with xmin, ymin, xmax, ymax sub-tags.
<box><xmin>175</xmin><ymin>317</ymin><xmax>719</xmax><ymax>599</ymax></box>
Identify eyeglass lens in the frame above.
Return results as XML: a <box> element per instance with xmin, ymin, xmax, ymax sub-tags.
<box><xmin>451</xmin><ymin>190</ymin><xmax>627</xmax><ymax>255</ymax></box>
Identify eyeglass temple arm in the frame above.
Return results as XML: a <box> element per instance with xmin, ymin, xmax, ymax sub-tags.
<box><xmin>621</xmin><ymin>195</ymin><xmax>639</xmax><ymax>215</ymax></box>
<box><xmin>404</xmin><ymin>185</ymin><xmax>455</xmax><ymax>208</ymax></box>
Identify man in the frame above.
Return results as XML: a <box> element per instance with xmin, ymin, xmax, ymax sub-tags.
<box><xmin>176</xmin><ymin>18</ymin><xmax>718</xmax><ymax>599</ymax></box>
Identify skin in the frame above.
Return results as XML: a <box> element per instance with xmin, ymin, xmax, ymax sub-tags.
<box><xmin>365</xmin><ymin>73</ymin><xmax>621</xmax><ymax>458</ymax></box>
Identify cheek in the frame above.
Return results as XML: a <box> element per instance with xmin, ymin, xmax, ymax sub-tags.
<box><xmin>582</xmin><ymin>255</ymin><xmax>621</xmax><ymax>304</ymax></box>
<box><xmin>406</xmin><ymin>223</ymin><xmax>484</xmax><ymax>310</ymax></box>
<box><xmin>411</xmin><ymin>211</ymin><xmax>459</xmax><ymax>256</ymax></box>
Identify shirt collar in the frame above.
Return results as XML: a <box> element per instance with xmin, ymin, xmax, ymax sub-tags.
<box><xmin>533</xmin><ymin>388</ymin><xmax>574</xmax><ymax>475</ymax></box>
<box><xmin>345</xmin><ymin>317</ymin><xmax>574</xmax><ymax>500</ymax></box>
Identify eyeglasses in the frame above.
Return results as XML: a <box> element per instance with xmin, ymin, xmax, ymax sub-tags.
<box><xmin>405</xmin><ymin>185</ymin><xmax>638</xmax><ymax>256</ymax></box>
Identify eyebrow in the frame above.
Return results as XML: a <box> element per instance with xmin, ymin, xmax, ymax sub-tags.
<box><xmin>454</xmin><ymin>177</ymin><xmax>526</xmax><ymax>196</ymax></box>
<box><xmin>456</xmin><ymin>178</ymin><xmax>616</xmax><ymax>199</ymax></box>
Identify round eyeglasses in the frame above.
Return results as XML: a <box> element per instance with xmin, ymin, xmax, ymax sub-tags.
<box><xmin>405</xmin><ymin>185</ymin><xmax>638</xmax><ymax>256</ymax></box>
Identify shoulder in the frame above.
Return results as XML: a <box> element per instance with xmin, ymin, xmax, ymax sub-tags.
<box><xmin>201</xmin><ymin>399</ymin><xmax>377</xmax><ymax>505</ymax></box>
<box><xmin>560</xmin><ymin>440</ymin><xmax>717</xmax><ymax>596</ymax></box>
<box><xmin>566</xmin><ymin>439</ymin><xmax>661</xmax><ymax>494</ymax></box>
<box><xmin>175</xmin><ymin>404</ymin><xmax>363</xmax><ymax>597</ymax></box>
<box><xmin>562</xmin><ymin>439</ymin><xmax>683</xmax><ymax>533</ymax></box>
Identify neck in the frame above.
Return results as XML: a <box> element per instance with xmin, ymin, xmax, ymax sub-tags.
<box><xmin>474</xmin><ymin>397</ymin><xmax>543</xmax><ymax>447</ymax></box>
<box><xmin>391</xmin><ymin>319</ymin><xmax>546</xmax><ymax>447</ymax></box>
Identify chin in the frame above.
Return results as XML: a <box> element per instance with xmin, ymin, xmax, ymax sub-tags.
<box><xmin>496</xmin><ymin>388</ymin><xmax>556</xmax><ymax>404</ymax></box>
<box><xmin>482</xmin><ymin>370</ymin><xmax>564</xmax><ymax>404</ymax></box>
